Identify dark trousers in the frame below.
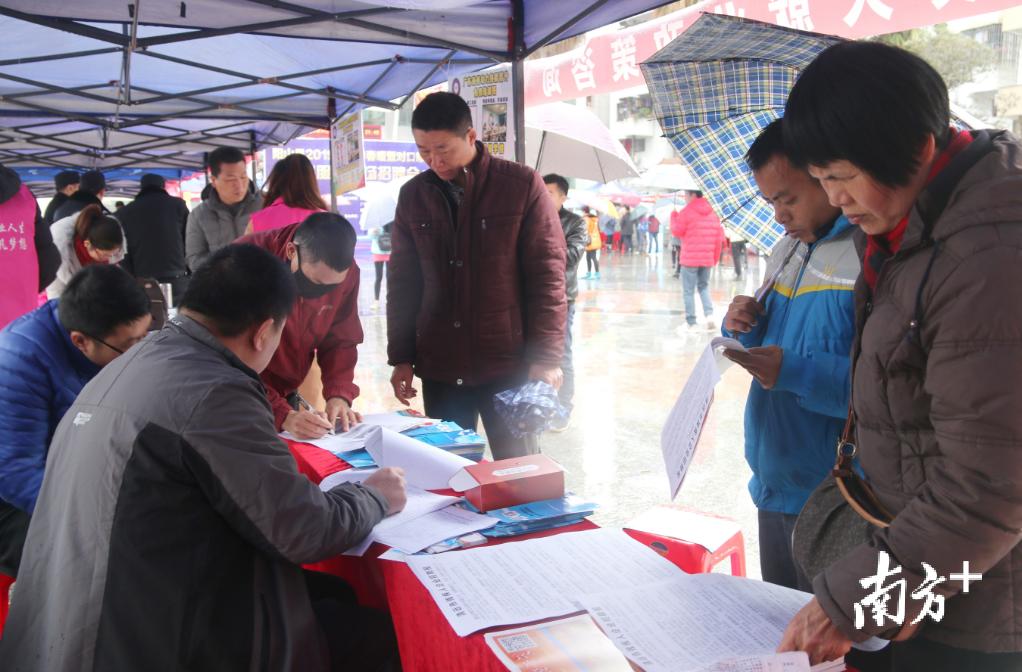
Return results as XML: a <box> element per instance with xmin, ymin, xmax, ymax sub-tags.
<box><xmin>422</xmin><ymin>377</ymin><xmax>538</xmax><ymax>460</ymax></box>
<box><xmin>0</xmin><ymin>500</ymin><xmax>30</xmax><ymax>576</ymax></box>
<box><xmin>731</xmin><ymin>241</ymin><xmax>747</xmax><ymax>277</ymax></box>
<box><xmin>585</xmin><ymin>249</ymin><xmax>600</xmax><ymax>274</ymax></box>
<box><xmin>559</xmin><ymin>303</ymin><xmax>576</xmax><ymax>414</ymax></box>
<box><xmin>621</xmin><ymin>233</ymin><xmax>633</xmax><ymax>253</ymax></box>
<box><xmin>374</xmin><ymin>261</ymin><xmax>386</xmax><ymax>301</ymax></box>
<box><xmin>845</xmin><ymin>637</ymin><xmax>1022</xmax><ymax>672</ymax></box>
<box><xmin>648</xmin><ymin>231</ymin><xmax>660</xmax><ymax>253</ymax></box>
<box><xmin>757</xmin><ymin>509</ymin><xmax>811</xmax><ymax>592</ymax></box>
<box><xmin>304</xmin><ymin>570</ymin><xmax>400</xmax><ymax>672</ymax></box>
<box><xmin>671</xmin><ymin>244</ymin><xmax>681</xmax><ymax>273</ymax></box>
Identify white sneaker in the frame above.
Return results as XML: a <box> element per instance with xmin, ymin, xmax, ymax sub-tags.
<box><xmin>706</xmin><ymin>318</ymin><xmax>717</xmax><ymax>331</ymax></box>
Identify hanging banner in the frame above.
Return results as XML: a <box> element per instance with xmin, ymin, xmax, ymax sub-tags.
<box><xmin>331</xmin><ymin>111</ymin><xmax>366</xmax><ymax>197</ymax></box>
<box><xmin>450</xmin><ymin>65</ymin><xmax>515</xmax><ymax>161</ymax></box>
<box><xmin>525</xmin><ymin>0</ymin><xmax>1022</xmax><ymax>106</ymax></box>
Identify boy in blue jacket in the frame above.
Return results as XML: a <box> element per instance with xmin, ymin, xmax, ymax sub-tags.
<box><xmin>721</xmin><ymin>120</ymin><xmax>859</xmax><ymax>591</ymax></box>
<box><xmin>0</xmin><ymin>265</ymin><xmax>150</xmax><ymax>575</ymax></box>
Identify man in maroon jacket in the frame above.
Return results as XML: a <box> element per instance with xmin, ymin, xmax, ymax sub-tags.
<box><xmin>387</xmin><ymin>92</ymin><xmax>567</xmax><ymax>459</ymax></box>
<box><xmin>238</xmin><ymin>213</ymin><xmax>363</xmax><ymax>439</ymax></box>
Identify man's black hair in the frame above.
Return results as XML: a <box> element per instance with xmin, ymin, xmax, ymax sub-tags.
<box><xmin>208</xmin><ymin>146</ymin><xmax>247</xmax><ymax>177</ymax></box>
<box><xmin>180</xmin><ymin>244</ymin><xmax>296</xmax><ymax>338</ymax></box>
<box><xmin>783</xmin><ymin>41</ymin><xmax>950</xmax><ymax>188</ymax></box>
<box><xmin>543</xmin><ymin>174</ymin><xmax>570</xmax><ymax>197</ymax></box>
<box><xmin>745</xmin><ymin>119</ymin><xmax>786</xmax><ymax>172</ymax></box>
<box><xmin>293</xmin><ymin>212</ymin><xmax>357</xmax><ymax>272</ymax></box>
<box><xmin>54</xmin><ymin>170</ymin><xmax>79</xmax><ymax>190</ymax></box>
<box><xmin>79</xmin><ymin>170</ymin><xmax>105</xmax><ymax>195</ymax></box>
<box><xmin>687</xmin><ymin>190</ymin><xmax>704</xmax><ymax>198</ymax></box>
<box><xmin>58</xmin><ymin>265</ymin><xmax>150</xmax><ymax>339</ymax></box>
<box><xmin>411</xmin><ymin>92</ymin><xmax>473</xmax><ymax>135</ymax></box>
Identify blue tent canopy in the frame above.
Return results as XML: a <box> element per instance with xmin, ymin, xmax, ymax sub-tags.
<box><xmin>0</xmin><ymin>1</ymin><xmax>675</xmax><ymax>171</ymax></box>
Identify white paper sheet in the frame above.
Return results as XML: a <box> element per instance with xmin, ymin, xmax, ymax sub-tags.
<box><xmin>662</xmin><ymin>344</ymin><xmax>721</xmax><ymax>499</ymax></box>
<box><xmin>366</xmin><ymin>427</ymin><xmax>474</xmax><ymax>490</ymax></box>
<box><xmin>361</xmin><ymin>412</ymin><xmax>438</xmax><ymax>433</ymax></box>
<box><xmin>625</xmin><ymin>507</ymin><xmax>741</xmax><ymax>553</ymax></box>
<box><xmin>404</xmin><ymin>528</ymin><xmax>682</xmax><ymax>637</ymax></box>
<box><xmin>374</xmin><ymin>505</ymin><xmax>498</xmax><ymax>554</ymax></box>
<box><xmin>319</xmin><ymin>469</ymin><xmax>463</xmax><ymax>556</ymax></box>
<box><xmin>710</xmin><ymin>336</ymin><xmax>749</xmax><ymax>354</ymax></box>
<box><xmin>692</xmin><ymin>652</ymin><xmax>811</xmax><ymax>672</ymax></box>
<box><xmin>281</xmin><ymin>421</ymin><xmax>378</xmax><ymax>453</ymax></box>
<box><xmin>578</xmin><ymin>573</ymin><xmax>820</xmax><ymax>672</ymax></box>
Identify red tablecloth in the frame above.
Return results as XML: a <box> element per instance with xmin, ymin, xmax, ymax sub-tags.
<box><xmin>287</xmin><ymin>439</ymin><xmax>600</xmax><ymax>671</ymax></box>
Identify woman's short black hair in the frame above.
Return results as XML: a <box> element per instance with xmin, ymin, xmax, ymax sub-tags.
<box><xmin>58</xmin><ymin>265</ymin><xmax>150</xmax><ymax>339</ymax></box>
<box><xmin>180</xmin><ymin>244</ymin><xmax>297</xmax><ymax>338</ymax></box>
<box><xmin>783</xmin><ymin>41</ymin><xmax>950</xmax><ymax>187</ymax></box>
<box><xmin>411</xmin><ymin>92</ymin><xmax>473</xmax><ymax>135</ymax></box>
<box><xmin>293</xmin><ymin>212</ymin><xmax>357</xmax><ymax>272</ymax></box>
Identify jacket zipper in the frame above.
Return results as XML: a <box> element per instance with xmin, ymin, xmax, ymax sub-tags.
<box><xmin>776</xmin><ymin>241</ymin><xmax>813</xmax><ymax>335</ymax></box>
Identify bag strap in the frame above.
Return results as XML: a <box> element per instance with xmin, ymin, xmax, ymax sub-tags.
<box><xmin>832</xmin><ymin>408</ymin><xmax>894</xmax><ymax>528</ymax></box>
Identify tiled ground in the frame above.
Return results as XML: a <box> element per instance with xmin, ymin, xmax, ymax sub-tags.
<box><xmin>352</xmin><ymin>243</ymin><xmax>768</xmax><ymax>578</ymax></box>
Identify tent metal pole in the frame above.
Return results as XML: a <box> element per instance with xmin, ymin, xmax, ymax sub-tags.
<box><xmin>0</xmin><ymin>7</ymin><xmax>128</xmax><ymax>46</ymax></box>
<box><xmin>511</xmin><ymin>0</ymin><xmax>526</xmax><ymax>164</ymax></box>
<box><xmin>397</xmin><ymin>51</ymin><xmax>459</xmax><ymax>109</ymax></box>
<box><xmin>0</xmin><ymin>47</ymin><xmax>122</xmax><ymax>67</ymax></box>
<box><xmin>525</xmin><ymin>0</ymin><xmax>614</xmax><ymax>57</ymax></box>
<box><xmin>250</xmin><ymin>130</ymin><xmax>258</xmax><ymax>183</ymax></box>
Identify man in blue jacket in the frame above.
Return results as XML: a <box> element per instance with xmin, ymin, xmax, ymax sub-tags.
<box><xmin>720</xmin><ymin>119</ymin><xmax>859</xmax><ymax>591</ymax></box>
<box><xmin>0</xmin><ymin>264</ymin><xmax>151</xmax><ymax>575</ymax></box>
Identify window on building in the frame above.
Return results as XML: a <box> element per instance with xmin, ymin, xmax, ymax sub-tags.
<box><xmin>616</xmin><ymin>94</ymin><xmax>654</xmax><ymax>121</ymax></box>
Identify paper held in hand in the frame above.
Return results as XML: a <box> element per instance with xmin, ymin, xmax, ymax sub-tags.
<box><xmin>661</xmin><ymin>344</ymin><xmax>721</xmax><ymax>499</ymax></box>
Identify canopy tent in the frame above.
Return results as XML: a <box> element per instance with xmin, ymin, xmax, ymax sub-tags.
<box><xmin>0</xmin><ymin>1</ymin><xmax>676</xmax><ymax>172</ymax></box>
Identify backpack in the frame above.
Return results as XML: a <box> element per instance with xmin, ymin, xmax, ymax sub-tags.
<box><xmin>377</xmin><ymin>230</ymin><xmax>392</xmax><ymax>252</ymax></box>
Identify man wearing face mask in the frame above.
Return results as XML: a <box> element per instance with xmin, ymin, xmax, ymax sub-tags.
<box><xmin>237</xmin><ymin>212</ymin><xmax>363</xmax><ymax>439</ymax></box>
<box><xmin>719</xmin><ymin>119</ymin><xmax>859</xmax><ymax>592</ymax></box>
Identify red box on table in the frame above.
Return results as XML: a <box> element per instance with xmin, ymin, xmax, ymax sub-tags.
<box><xmin>448</xmin><ymin>454</ymin><xmax>564</xmax><ymax>512</ymax></box>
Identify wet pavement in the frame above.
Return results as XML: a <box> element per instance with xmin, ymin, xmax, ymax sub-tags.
<box><xmin>353</xmin><ymin>245</ymin><xmax>768</xmax><ymax>579</ymax></box>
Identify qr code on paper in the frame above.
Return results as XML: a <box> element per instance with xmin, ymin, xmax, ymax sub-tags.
<box><xmin>498</xmin><ymin>633</ymin><xmax>537</xmax><ymax>653</ymax></box>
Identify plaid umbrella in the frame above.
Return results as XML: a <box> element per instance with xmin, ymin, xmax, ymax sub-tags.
<box><xmin>641</xmin><ymin>13</ymin><xmax>840</xmax><ymax>253</ymax></box>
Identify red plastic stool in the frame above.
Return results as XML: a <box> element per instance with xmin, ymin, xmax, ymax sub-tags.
<box><xmin>624</xmin><ymin>505</ymin><xmax>746</xmax><ymax>576</ymax></box>
<box><xmin>0</xmin><ymin>573</ymin><xmax>14</xmax><ymax>636</ymax></box>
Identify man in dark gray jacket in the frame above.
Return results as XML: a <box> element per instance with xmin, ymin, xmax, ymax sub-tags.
<box><xmin>185</xmin><ymin>146</ymin><xmax>261</xmax><ymax>271</ymax></box>
<box><xmin>0</xmin><ymin>244</ymin><xmax>406</xmax><ymax>672</ymax></box>
<box><xmin>543</xmin><ymin>174</ymin><xmax>587</xmax><ymax>430</ymax></box>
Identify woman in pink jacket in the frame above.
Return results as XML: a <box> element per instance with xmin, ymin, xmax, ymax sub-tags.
<box><xmin>675</xmin><ymin>189</ymin><xmax>725</xmax><ymax>330</ymax></box>
<box><xmin>248</xmin><ymin>153</ymin><xmax>327</xmax><ymax>233</ymax></box>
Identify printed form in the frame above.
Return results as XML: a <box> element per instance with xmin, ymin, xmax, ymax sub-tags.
<box><xmin>404</xmin><ymin>528</ymin><xmax>682</xmax><ymax>636</ymax></box>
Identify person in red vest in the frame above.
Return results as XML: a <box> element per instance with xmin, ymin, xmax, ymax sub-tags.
<box><xmin>0</xmin><ymin>165</ymin><xmax>60</xmax><ymax>329</ymax></box>
<box><xmin>674</xmin><ymin>190</ymin><xmax>725</xmax><ymax>330</ymax></box>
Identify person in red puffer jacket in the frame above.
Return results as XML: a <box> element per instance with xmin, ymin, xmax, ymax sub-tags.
<box><xmin>674</xmin><ymin>190</ymin><xmax>725</xmax><ymax>330</ymax></box>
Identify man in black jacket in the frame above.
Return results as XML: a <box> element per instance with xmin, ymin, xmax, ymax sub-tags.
<box><xmin>118</xmin><ymin>174</ymin><xmax>191</xmax><ymax>304</ymax></box>
<box><xmin>51</xmin><ymin>169</ymin><xmax>107</xmax><ymax>222</ymax></box>
<box><xmin>543</xmin><ymin>174</ymin><xmax>587</xmax><ymax>430</ymax></box>
<box><xmin>42</xmin><ymin>171</ymin><xmax>79</xmax><ymax>226</ymax></box>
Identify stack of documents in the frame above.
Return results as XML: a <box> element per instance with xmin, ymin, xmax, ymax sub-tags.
<box><xmin>461</xmin><ymin>495</ymin><xmax>598</xmax><ymax>537</ymax></box>
<box><xmin>404</xmin><ymin>421</ymin><xmax>486</xmax><ymax>462</ymax></box>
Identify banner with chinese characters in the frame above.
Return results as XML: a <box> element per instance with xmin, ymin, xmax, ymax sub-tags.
<box><xmin>331</xmin><ymin>111</ymin><xmax>366</xmax><ymax>197</ymax></box>
<box><xmin>363</xmin><ymin>142</ymin><xmax>427</xmax><ymax>185</ymax></box>
<box><xmin>525</xmin><ymin>0</ymin><xmax>1022</xmax><ymax>105</ymax></box>
<box><xmin>450</xmin><ymin>65</ymin><xmax>515</xmax><ymax>161</ymax></box>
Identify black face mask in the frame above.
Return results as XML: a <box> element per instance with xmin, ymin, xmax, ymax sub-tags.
<box><xmin>293</xmin><ymin>246</ymin><xmax>340</xmax><ymax>299</ymax></box>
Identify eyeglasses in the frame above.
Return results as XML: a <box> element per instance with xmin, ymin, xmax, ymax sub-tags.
<box><xmin>85</xmin><ymin>334</ymin><xmax>124</xmax><ymax>355</ymax></box>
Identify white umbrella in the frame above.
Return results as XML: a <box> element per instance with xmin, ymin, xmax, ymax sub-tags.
<box><xmin>525</xmin><ymin>103</ymin><xmax>639</xmax><ymax>183</ymax></box>
<box><xmin>633</xmin><ymin>162</ymin><xmax>700</xmax><ymax>192</ymax></box>
<box><xmin>349</xmin><ymin>175</ymin><xmax>413</xmax><ymax>232</ymax></box>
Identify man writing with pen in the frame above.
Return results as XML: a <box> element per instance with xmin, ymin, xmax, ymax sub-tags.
<box><xmin>238</xmin><ymin>212</ymin><xmax>365</xmax><ymax>439</ymax></box>
<box><xmin>719</xmin><ymin>119</ymin><xmax>860</xmax><ymax>595</ymax></box>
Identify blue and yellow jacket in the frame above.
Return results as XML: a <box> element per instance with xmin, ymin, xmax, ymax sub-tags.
<box><xmin>724</xmin><ymin>216</ymin><xmax>859</xmax><ymax>515</ymax></box>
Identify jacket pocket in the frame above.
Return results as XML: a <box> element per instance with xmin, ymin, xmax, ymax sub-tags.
<box><xmin>476</xmin><ymin>309</ymin><xmax>521</xmax><ymax>361</ymax></box>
